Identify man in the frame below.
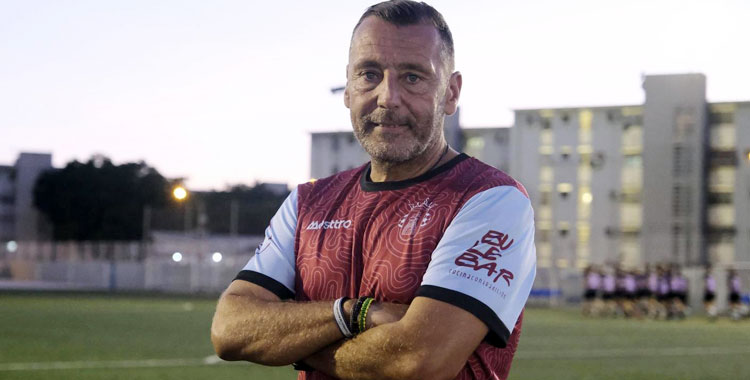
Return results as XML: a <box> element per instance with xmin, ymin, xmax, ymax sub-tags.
<box><xmin>211</xmin><ymin>1</ymin><xmax>536</xmax><ymax>379</ymax></box>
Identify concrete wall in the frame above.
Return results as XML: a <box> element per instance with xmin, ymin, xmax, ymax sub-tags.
<box><xmin>589</xmin><ymin>108</ymin><xmax>629</xmax><ymax>264</ymax></box>
<box><xmin>0</xmin><ymin>167</ymin><xmax>14</xmax><ymax>241</ymax></box>
<box><xmin>734</xmin><ymin>103</ymin><xmax>750</xmax><ymax>264</ymax></box>
<box><xmin>13</xmin><ymin>153</ymin><xmax>53</xmax><ymax>241</ymax></box>
<box><xmin>641</xmin><ymin>74</ymin><xmax>707</xmax><ymax>265</ymax></box>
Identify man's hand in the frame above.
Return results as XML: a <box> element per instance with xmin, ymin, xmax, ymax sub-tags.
<box><xmin>212</xmin><ymin>281</ymin><xmax>412</xmax><ymax>367</ymax></box>
<box><xmin>304</xmin><ymin>296</ymin><xmax>488</xmax><ymax>380</ymax></box>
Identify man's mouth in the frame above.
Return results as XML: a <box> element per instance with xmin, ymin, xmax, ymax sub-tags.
<box><xmin>375</xmin><ymin>124</ymin><xmax>408</xmax><ymax>129</ymax></box>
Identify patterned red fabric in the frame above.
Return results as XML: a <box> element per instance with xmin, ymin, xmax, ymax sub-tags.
<box><xmin>295</xmin><ymin>155</ymin><xmax>527</xmax><ymax>380</ymax></box>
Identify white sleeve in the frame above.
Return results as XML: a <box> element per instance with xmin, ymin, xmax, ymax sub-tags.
<box><xmin>416</xmin><ymin>185</ymin><xmax>536</xmax><ymax>347</ymax></box>
<box><xmin>235</xmin><ymin>188</ymin><xmax>298</xmax><ymax>299</ymax></box>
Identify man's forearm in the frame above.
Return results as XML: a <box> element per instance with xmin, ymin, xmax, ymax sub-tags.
<box><xmin>304</xmin><ymin>321</ymin><xmax>432</xmax><ymax>380</ymax></box>
<box><xmin>211</xmin><ymin>291</ymin><xmax>344</xmax><ymax>366</ymax></box>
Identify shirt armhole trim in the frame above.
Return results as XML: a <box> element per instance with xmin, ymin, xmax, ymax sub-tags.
<box><xmin>234</xmin><ymin>270</ymin><xmax>295</xmax><ymax>300</ymax></box>
<box><xmin>415</xmin><ymin>285</ymin><xmax>510</xmax><ymax>348</ymax></box>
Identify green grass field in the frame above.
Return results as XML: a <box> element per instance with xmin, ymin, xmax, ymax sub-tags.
<box><xmin>1</xmin><ymin>293</ymin><xmax>749</xmax><ymax>380</ymax></box>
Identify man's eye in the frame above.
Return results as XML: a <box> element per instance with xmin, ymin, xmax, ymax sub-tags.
<box><xmin>364</xmin><ymin>72</ymin><xmax>378</xmax><ymax>81</ymax></box>
<box><xmin>406</xmin><ymin>74</ymin><xmax>420</xmax><ymax>83</ymax></box>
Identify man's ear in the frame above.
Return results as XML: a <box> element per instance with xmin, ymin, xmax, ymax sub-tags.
<box><xmin>344</xmin><ymin>65</ymin><xmax>351</xmax><ymax>109</ymax></box>
<box><xmin>443</xmin><ymin>71</ymin><xmax>462</xmax><ymax>116</ymax></box>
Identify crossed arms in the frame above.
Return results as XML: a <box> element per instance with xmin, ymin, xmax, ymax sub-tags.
<box><xmin>210</xmin><ymin>279</ymin><xmax>488</xmax><ymax>380</ymax></box>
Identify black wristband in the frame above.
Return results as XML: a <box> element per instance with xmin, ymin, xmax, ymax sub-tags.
<box><xmin>349</xmin><ymin>296</ymin><xmax>368</xmax><ymax>336</ymax></box>
<box><xmin>292</xmin><ymin>361</ymin><xmax>314</xmax><ymax>371</ymax></box>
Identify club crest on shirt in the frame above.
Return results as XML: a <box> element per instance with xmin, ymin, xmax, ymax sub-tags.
<box><xmin>398</xmin><ymin>199</ymin><xmax>435</xmax><ymax>237</ymax></box>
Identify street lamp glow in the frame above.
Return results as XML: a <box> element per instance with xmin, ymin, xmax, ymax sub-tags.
<box><xmin>212</xmin><ymin>252</ymin><xmax>223</xmax><ymax>263</ymax></box>
<box><xmin>6</xmin><ymin>241</ymin><xmax>17</xmax><ymax>253</ymax></box>
<box><xmin>172</xmin><ymin>252</ymin><xmax>183</xmax><ymax>262</ymax></box>
<box><xmin>173</xmin><ymin>186</ymin><xmax>188</xmax><ymax>201</ymax></box>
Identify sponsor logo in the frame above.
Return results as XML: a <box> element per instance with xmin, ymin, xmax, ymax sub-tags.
<box><xmin>449</xmin><ymin>269</ymin><xmax>509</xmax><ymax>298</ymax></box>
<box><xmin>255</xmin><ymin>236</ymin><xmax>272</xmax><ymax>255</ymax></box>
<box><xmin>305</xmin><ymin>219</ymin><xmax>352</xmax><ymax>230</ymax></box>
<box><xmin>454</xmin><ymin>230</ymin><xmax>515</xmax><ymax>286</ymax></box>
<box><xmin>398</xmin><ymin>199</ymin><xmax>435</xmax><ymax>237</ymax></box>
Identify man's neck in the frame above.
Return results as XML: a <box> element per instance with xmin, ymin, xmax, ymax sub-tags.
<box><xmin>369</xmin><ymin>143</ymin><xmax>457</xmax><ymax>182</ymax></box>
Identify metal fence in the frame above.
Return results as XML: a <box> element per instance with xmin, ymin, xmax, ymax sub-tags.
<box><xmin>0</xmin><ymin>239</ymin><xmax>259</xmax><ymax>294</ymax></box>
<box><xmin>1</xmin><ymin>239</ymin><xmax>748</xmax><ymax>313</ymax></box>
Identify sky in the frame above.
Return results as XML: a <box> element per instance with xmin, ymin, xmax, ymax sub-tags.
<box><xmin>2</xmin><ymin>0</ymin><xmax>749</xmax><ymax>190</ymax></box>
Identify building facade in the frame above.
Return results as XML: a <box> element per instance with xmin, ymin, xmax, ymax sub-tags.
<box><xmin>0</xmin><ymin>153</ymin><xmax>53</xmax><ymax>242</ymax></box>
<box><xmin>511</xmin><ymin>73</ymin><xmax>750</xmax><ymax>270</ymax></box>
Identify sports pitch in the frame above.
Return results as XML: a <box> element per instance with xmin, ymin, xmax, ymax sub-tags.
<box><xmin>1</xmin><ymin>293</ymin><xmax>748</xmax><ymax>380</ymax></box>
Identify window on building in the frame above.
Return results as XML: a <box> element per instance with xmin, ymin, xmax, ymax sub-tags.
<box><xmin>709</xmin><ymin>111</ymin><xmax>734</xmax><ymax>125</ymax></box>
<box><xmin>709</xmin><ymin>124</ymin><xmax>736</xmax><ymax>150</ymax></box>
<box><xmin>708</xmin><ymin>167</ymin><xmax>735</xmax><ymax>193</ymax></box>
<box><xmin>708</xmin><ymin>150</ymin><xmax>738</xmax><ymax>167</ymax></box>
<box><xmin>622</xmin><ymin>124</ymin><xmax>643</xmax><ymax>154</ymax></box>
<box><xmin>540</xmin><ymin>189</ymin><xmax>552</xmax><ymax>205</ymax></box>
<box><xmin>708</xmin><ymin>205</ymin><xmax>735</xmax><ymax>228</ymax></box>
<box><xmin>620</xmin><ymin>203</ymin><xmax>642</xmax><ymax>230</ymax></box>
<box><xmin>707</xmin><ymin>192</ymin><xmax>733</xmax><ymax>204</ymax></box>
<box><xmin>538</xmin><ymin>205</ymin><xmax>552</xmax><ymax>220</ymax></box>
<box><xmin>560</xmin><ymin>146</ymin><xmax>572</xmax><ymax>160</ymax></box>
<box><xmin>558</xmin><ymin>221</ymin><xmax>570</xmax><ymax>237</ymax></box>
<box><xmin>331</xmin><ymin>136</ymin><xmax>340</xmax><ymax>151</ymax></box>
<box><xmin>540</xmin><ymin>129</ymin><xmax>554</xmax><ymax>146</ymax></box>
<box><xmin>621</xmin><ymin>155</ymin><xmax>643</xmax><ymax>190</ymax></box>
<box><xmin>607</xmin><ymin>110</ymin><xmax>616</xmax><ymax>122</ymax></box>
<box><xmin>557</xmin><ymin>183</ymin><xmax>573</xmax><ymax>199</ymax></box>
<box><xmin>540</xmin><ymin>166</ymin><xmax>554</xmax><ymax>184</ymax></box>
<box><xmin>494</xmin><ymin>131</ymin><xmax>506</xmax><ymax>144</ymax></box>
<box><xmin>464</xmin><ymin>136</ymin><xmax>485</xmax><ymax>158</ymax></box>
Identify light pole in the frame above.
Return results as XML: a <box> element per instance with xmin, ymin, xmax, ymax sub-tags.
<box><xmin>172</xmin><ymin>185</ymin><xmax>189</xmax><ymax>235</ymax></box>
<box><xmin>230</xmin><ymin>199</ymin><xmax>239</xmax><ymax>236</ymax></box>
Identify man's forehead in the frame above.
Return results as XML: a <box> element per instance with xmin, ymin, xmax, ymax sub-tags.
<box><xmin>349</xmin><ymin>17</ymin><xmax>443</xmax><ymax>61</ymax></box>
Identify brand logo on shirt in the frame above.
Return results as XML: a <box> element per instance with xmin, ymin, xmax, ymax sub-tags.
<box><xmin>454</xmin><ymin>229</ymin><xmax>515</xmax><ymax>286</ymax></box>
<box><xmin>398</xmin><ymin>199</ymin><xmax>435</xmax><ymax>237</ymax></box>
<box><xmin>254</xmin><ymin>236</ymin><xmax>272</xmax><ymax>255</ymax></box>
<box><xmin>305</xmin><ymin>219</ymin><xmax>352</xmax><ymax>230</ymax></box>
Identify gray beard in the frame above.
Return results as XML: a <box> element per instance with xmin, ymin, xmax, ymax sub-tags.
<box><xmin>354</xmin><ymin>121</ymin><xmax>441</xmax><ymax>164</ymax></box>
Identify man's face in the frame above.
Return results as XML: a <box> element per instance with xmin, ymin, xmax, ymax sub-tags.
<box><xmin>345</xmin><ymin>17</ymin><xmax>459</xmax><ymax>164</ymax></box>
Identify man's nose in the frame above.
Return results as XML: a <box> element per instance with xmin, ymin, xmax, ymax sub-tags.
<box><xmin>376</xmin><ymin>73</ymin><xmax>401</xmax><ymax>109</ymax></box>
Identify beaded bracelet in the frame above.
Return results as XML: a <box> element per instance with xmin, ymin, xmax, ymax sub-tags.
<box><xmin>358</xmin><ymin>297</ymin><xmax>375</xmax><ymax>333</ymax></box>
<box><xmin>349</xmin><ymin>296</ymin><xmax>368</xmax><ymax>335</ymax></box>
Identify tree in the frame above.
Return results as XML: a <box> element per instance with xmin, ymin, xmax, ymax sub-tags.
<box><xmin>33</xmin><ymin>155</ymin><xmax>171</xmax><ymax>240</ymax></box>
<box><xmin>200</xmin><ymin>184</ymin><xmax>289</xmax><ymax>235</ymax></box>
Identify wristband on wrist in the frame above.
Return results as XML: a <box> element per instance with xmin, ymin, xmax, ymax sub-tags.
<box><xmin>333</xmin><ymin>297</ymin><xmax>353</xmax><ymax>338</ymax></box>
<box><xmin>292</xmin><ymin>361</ymin><xmax>314</xmax><ymax>371</ymax></box>
<box><xmin>349</xmin><ymin>296</ymin><xmax>368</xmax><ymax>336</ymax></box>
<box><xmin>358</xmin><ymin>297</ymin><xmax>375</xmax><ymax>333</ymax></box>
